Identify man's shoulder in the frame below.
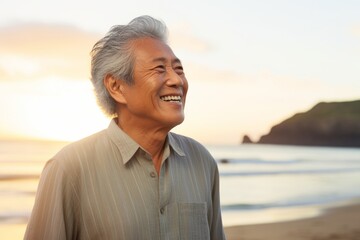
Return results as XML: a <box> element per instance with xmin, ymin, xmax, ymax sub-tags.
<box><xmin>169</xmin><ymin>132</ymin><xmax>203</xmax><ymax>148</ymax></box>
<box><xmin>53</xmin><ymin>129</ymin><xmax>109</xmax><ymax>161</ymax></box>
<box><xmin>169</xmin><ymin>132</ymin><xmax>214</xmax><ymax>160</ymax></box>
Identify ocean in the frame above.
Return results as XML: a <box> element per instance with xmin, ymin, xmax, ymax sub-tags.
<box><xmin>1</xmin><ymin>140</ymin><xmax>360</xmax><ymax>239</ymax></box>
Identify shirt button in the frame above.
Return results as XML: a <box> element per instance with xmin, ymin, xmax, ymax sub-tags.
<box><xmin>160</xmin><ymin>207</ymin><xmax>165</xmax><ymax>214</ymax></box>
<box><xmin>150</xmin><ymin>172</ymin><xmax>156</xmax><ymax>178</ymax></box>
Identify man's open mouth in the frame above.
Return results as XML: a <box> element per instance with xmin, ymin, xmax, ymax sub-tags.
<box><xmin>160</xmin><ymin>95</ymin><xmax>182</xmax><ymax>102</ymax></box>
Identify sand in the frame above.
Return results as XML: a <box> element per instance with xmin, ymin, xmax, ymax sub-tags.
<box><xmin>224</xmin><ymin>201</ymin><xmax>360</xmax><ymax>240</ymax></box>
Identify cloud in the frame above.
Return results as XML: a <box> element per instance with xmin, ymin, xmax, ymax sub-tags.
<box><xmin>351</xmin><ymin>24</ymin><xmax>360</xmax><ymax>37</ymax></box>
<box><xmin>169</xmin><ymin>22</ymin><xmax>212</xmax><ymax>53</ymax></box>
<box><xmin>0</xmin><ymin>23</ymin><xmax>100</xmax><ymax>81</ymax></box>
<box><xmin>185</xmin><ymin>62</ymin><xmax>247</xmax><ymax>83</ymax></box>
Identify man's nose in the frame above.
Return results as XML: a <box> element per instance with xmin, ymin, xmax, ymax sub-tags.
<box><xmin>165</xmin><ymin>68</ymin><xmax>184</xmax><ymax>87</ymax></box>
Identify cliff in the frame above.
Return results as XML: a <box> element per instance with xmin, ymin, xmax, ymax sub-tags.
<box><xmin>250</xmin><ymin>100</ymin><xmax>360</xmax><ymax>147</ymax></box>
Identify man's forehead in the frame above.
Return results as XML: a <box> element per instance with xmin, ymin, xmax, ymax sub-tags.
<box><xmin>131</xmin><ymin>38</ymin><xmax>181</xmax><ymax>64</ymax></box>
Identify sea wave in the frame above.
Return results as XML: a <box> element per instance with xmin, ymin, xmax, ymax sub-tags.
<box><xmin>0</xmin><ymin>174</ymin><xmax>39</xmax><ymax>181</ymax></box>
<box><xmin>220</xmin><ymin>167</ymin><xmax>360</xmax><ymax>177</ymax></box>
<box><xmin>221</xmin><ymin>195</ymin><xmax>360</xmax><ymax>211</ymax></box>
<box><xmin>217</xmin><ymin>158</ymin><xmax>301</xmax><ymax>164</ymax></box>
<box><xmin>0</xmin><ymin>211</ymin><xmax>29</xmax><ymax>224</ymax></box>
<box><xmin>217</xmin><ymin>158</ymin><xmax>360</xmax><ymax>165</ymax></box>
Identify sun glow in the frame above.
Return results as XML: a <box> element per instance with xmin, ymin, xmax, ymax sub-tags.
<box><xmin>0</xmin><ymin>77</ymin><xmax>108</xmax><ymax>141</ymax></box>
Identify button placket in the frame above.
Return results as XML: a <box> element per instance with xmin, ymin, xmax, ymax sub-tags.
<box><xmin>150</xmin><ymin>171</ymin><xmax>157</xmax><ymax>178</ymax></box>
<box><xmin>136</xmin><ymin>150</ymin><xmax>158</xmax><ymax>179</ymax></box>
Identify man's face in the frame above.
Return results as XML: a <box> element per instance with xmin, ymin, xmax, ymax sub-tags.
<box><xmin>119</xmin><ymin>37</ymin><xmax>188</xmax><ymax>131</ymax></box>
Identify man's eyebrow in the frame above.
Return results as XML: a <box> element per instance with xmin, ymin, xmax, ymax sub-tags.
<box><xmin>152</xmin><ymin>57</ymin><xmax>182</xmax><ymax>65</ymax></box>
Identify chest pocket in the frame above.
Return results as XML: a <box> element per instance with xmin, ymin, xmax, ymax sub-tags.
<box><xmin>179</xmin><ymin>202</ymin><xmax>210</xmax><ymax>240</ymax></box>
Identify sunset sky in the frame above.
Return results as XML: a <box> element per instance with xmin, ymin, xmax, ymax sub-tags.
<box><xmin>0</xmin><ymin>1</ymin><xmax>359</xmax><ymax>144</ymax></box>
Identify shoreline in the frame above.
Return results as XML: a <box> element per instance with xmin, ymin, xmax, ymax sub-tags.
<box><xmin>224</xmin><ymin>200</ymin><xmax>360</xmax><ymax>240</ymax></box>
<box><xmin>1</xmin><ymin>201</ymin><xmax>360</xmax><ymax>240</ymax></box>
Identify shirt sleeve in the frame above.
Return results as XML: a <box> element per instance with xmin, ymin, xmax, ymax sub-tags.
<box><xmin>210</xmin><ymin>163</ymin><xmax>227</xmax><ymax>240</ymax></box>
<box><xmin>24</xmin><ymin>159</ymin><xmax>79</xmax><ymax>240</ymax></box>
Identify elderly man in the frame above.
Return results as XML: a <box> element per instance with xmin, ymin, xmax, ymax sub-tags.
<box><xmin>25</xmin><ymin>16</ymin><xmax>225</xmax><ymax>240</ymax></box>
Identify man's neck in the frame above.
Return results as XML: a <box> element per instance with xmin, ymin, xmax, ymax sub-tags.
<box><xmin>116</xmin><ymin>118</ymin><xmax>169</xmax><ymax>174</ymax></box>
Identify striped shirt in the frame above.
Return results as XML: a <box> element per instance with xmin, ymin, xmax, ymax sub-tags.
<box><xmin>25</xmin><ymin>119</ymin><xmax>226</xmax><ymax>240</ymax></box>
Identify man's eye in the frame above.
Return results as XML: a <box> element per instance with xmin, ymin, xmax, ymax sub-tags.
<box><xmin>155</xmin><ymin>65</ymin><xmax>166</xmax><ymax>72</ymax></box>
<box><xmin>174</xmin><ymin>66</ymin><xmax>184</xmax><ymax>75</ymax></box>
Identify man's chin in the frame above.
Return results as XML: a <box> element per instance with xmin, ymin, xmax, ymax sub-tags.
<box><xmin>166</xmin><ymin>117</ymin><xmax>185</xmax><ymax>130</ymax></box>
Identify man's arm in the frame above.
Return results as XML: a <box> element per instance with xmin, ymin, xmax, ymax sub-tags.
<box><xmin>24</xmin><ymin>159</ymin><xmax>78</xmax><ymax>240</ymax></box>
<box><xmin>210</xmin><ymin>164</ymin><xmax>227</xmax><ymax>240</ymax></box>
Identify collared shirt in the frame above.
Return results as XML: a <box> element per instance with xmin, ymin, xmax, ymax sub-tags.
<box><xmin>24</xmin><ymin>119</ymin><xmax>226</xmax><ymax>240</ymax></box>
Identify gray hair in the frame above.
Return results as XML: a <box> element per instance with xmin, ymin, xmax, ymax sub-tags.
<box><xmin>90</xmin><ymin>15</ymin><xmax>168</xmax><ymax>117</ymax></box>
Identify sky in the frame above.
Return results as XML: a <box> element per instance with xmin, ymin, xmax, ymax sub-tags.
<box><xmin>0</xmin><ymin>0</ymin><xmax>359</xmax><ymax>145</ymax></box>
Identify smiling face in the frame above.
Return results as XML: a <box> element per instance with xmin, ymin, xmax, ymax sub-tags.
<box><xmin>117</xmin><ymin>37</ymin><xmax>188</xmax><ymax>132</ymax></box>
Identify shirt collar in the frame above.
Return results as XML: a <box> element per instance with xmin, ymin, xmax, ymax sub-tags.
<box><xmin>106</xmin><ymin>119</ymin><xmax>185</xmax><ymax>165</ymax></box>
<box><xmin>168</xmin><ymin>132</ymin><xmax>186</xmax><ymax>157</ymax></box>
<box><xmin>106</xmin><ymin>119</ymin><xmax>139</xmax><ymax>165</ymax></box>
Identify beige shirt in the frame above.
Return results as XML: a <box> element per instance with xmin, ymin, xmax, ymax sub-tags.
<box><xmin>25</xmin><ymin>119</ymin><xmax>225</xmax><ymax>240</ymax></box>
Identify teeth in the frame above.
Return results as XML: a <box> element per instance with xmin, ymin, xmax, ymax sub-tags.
<box><xmin>160</xmin><ymin>95</ymin><xmax>181</xmax><ymax>102</ymax></box>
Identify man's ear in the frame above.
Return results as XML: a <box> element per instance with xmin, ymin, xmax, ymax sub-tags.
<box><xmin>104</xmin><ymin>75</ymin><xmax>127</xmax><ymax>104</ymax></box>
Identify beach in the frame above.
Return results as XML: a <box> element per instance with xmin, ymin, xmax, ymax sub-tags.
<box><xmin>224</xmin><ymin>201</ymin><xmax>360</xmax><ymax>240</ymax></box>
<box><xmin>1</xmin><ymin>142</ymin><xmax>360</xmax><ymax>239</ymax></box>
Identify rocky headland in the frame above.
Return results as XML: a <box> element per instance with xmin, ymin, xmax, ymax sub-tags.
<box><xmin>243</xmin><ymin>100</ymin><xmax>360</xmax><ymax>147</ymax></box>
